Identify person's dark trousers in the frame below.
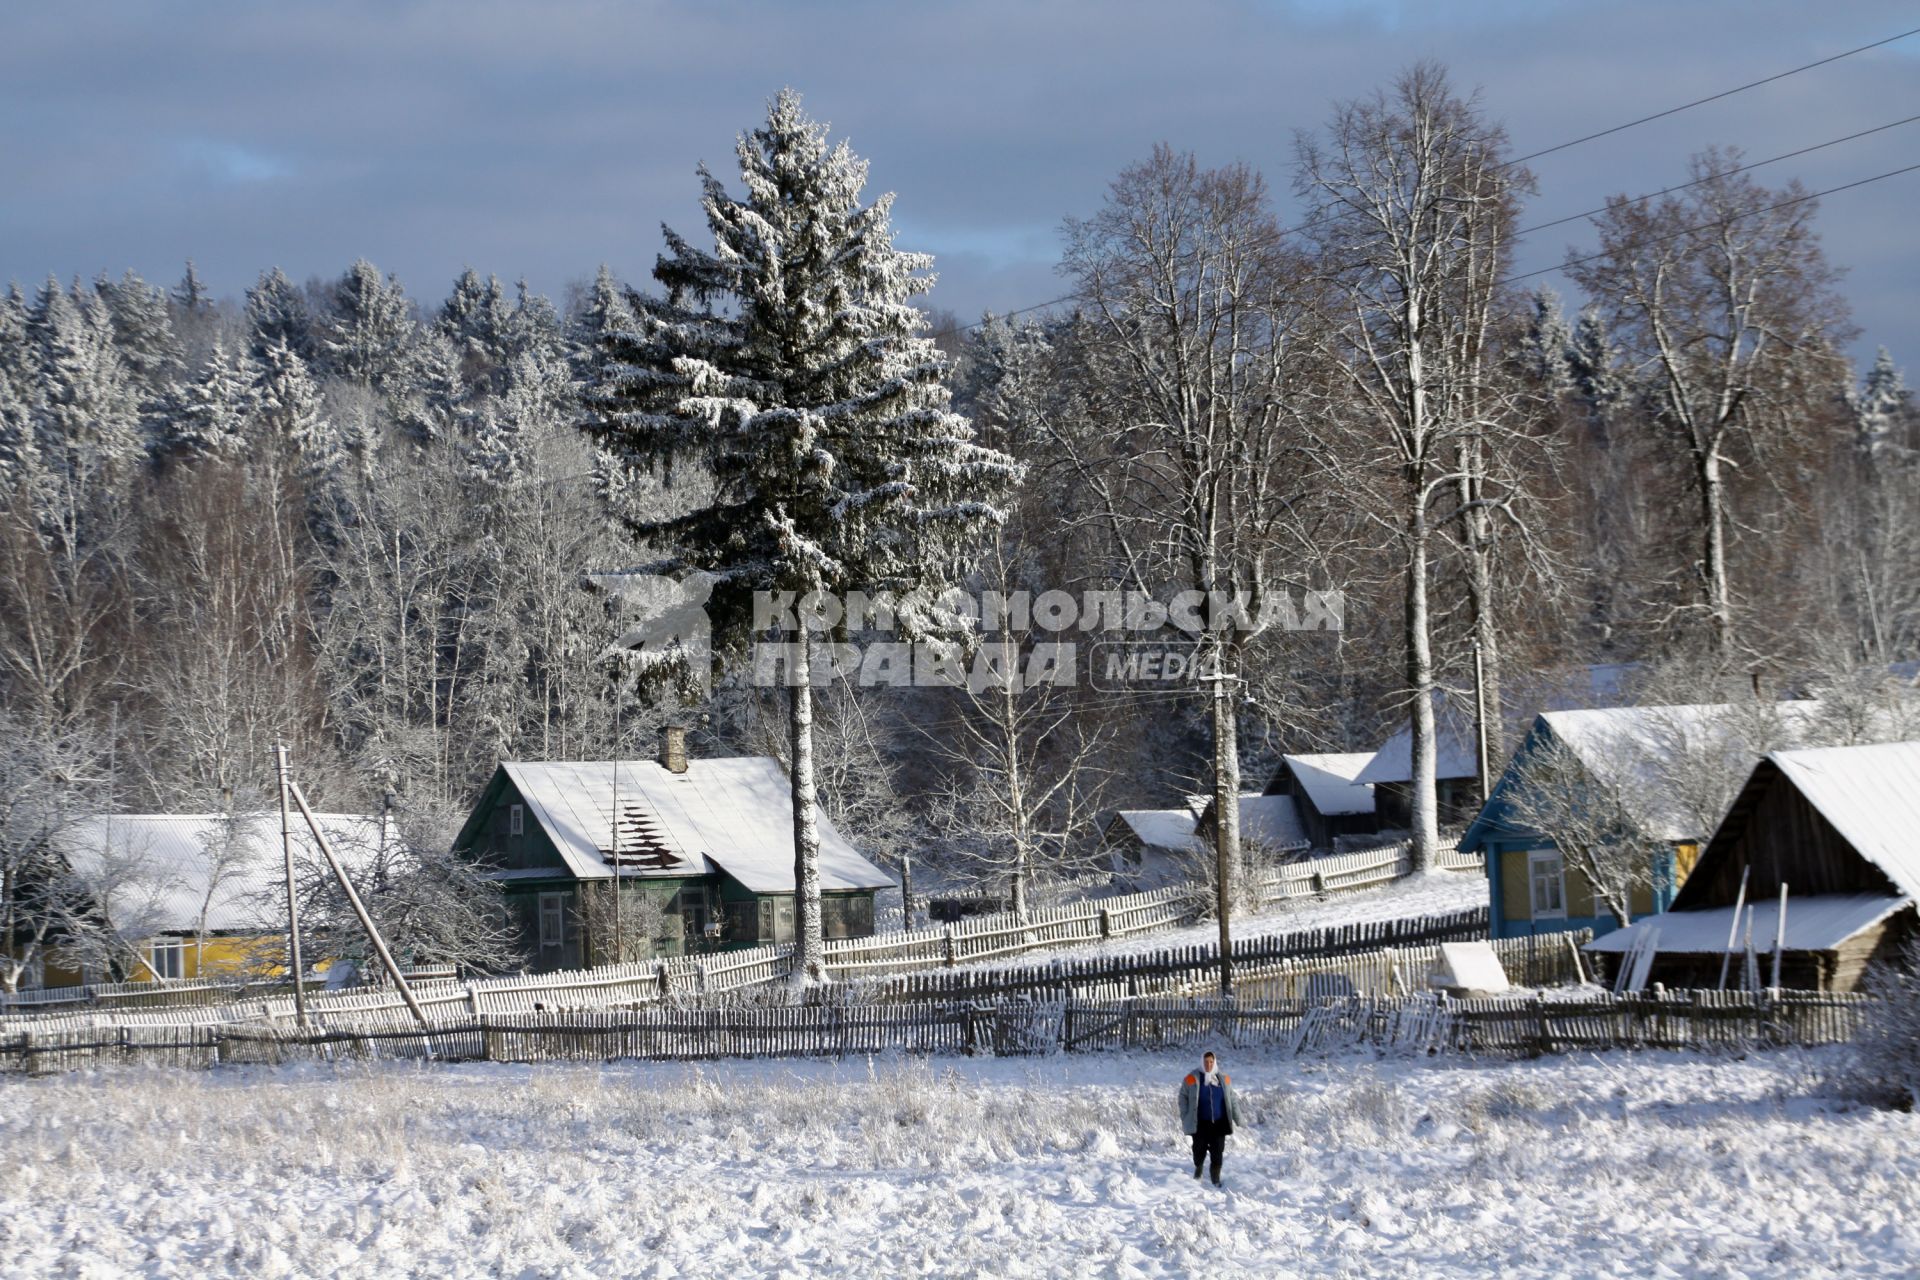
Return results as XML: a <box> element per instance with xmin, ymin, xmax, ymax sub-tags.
<box><xmin>1191</xmin><ymin>1121</ymin><xmax>1226</xmax><ymax>1181</ymax></box>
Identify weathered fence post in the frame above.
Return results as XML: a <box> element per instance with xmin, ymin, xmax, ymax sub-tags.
<box><xmin>1098</xmin><ymin>909</ymin><xmax>1113</xmax><ymax>940</ymax></box>
<box><xmin>944</xmin><ymin>925</ymin><xmax>958</xmax><ymax>968</ymax></box>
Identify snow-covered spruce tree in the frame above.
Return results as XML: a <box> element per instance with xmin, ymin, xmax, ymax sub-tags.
<box><xmin>0</xmin><ymin>285</ymin><xmax>34</xmax><ymax>488</ymax></box>
<box><xmin>93</xmin><ymin>270</ymin><xmax>182</xmax><ymax>396</ymax></box>
<box><xmin>586</xmin><ymin>90</ymin><xmax>1021</xmax><ymax>984</ymax></box>
<box><xmin>251</xmin><ymin>336</ymin><xmax>342</xmax><ymax>480</ymax></box>
<box><xmin>164</xmin><ymin>338</ymin><xmax>255</xmax><ymax>460</ymax></box>
<box><xmin>244</xmin><ymin>267</ymin><xmax>315</xmax><ymax>361</ymax></box>
<box><xmin>318</xmin><ymin>259</ymin><xmax>420</xmax><ymax>393</ymax></box>
<box><xmin>1852</xmin><ymin>347</ymin><xmax>1912</xmax><ymax>463</ymax></box>
<box><xmin>438</xmin><ymin>268</ymin><xmax>516</xmax><ymax>393</ymax></box>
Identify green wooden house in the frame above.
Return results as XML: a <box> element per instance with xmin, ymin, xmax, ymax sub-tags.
<box><xmin>454</xmin><ymin>729</ymin><xmax>895</xmax><ymax>970</ymax></box>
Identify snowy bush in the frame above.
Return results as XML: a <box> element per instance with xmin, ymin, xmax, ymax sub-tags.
<box><xmin>1836</xmin><ymin>945</ymin><xmax>1920</xmax><ymax>1109</ymax></box>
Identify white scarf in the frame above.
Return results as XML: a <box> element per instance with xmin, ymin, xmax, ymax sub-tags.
<box><xmin>1201</xmin><ymin>1069</ymin><xmax>1221</xmax><ymax>1086</ymax></box>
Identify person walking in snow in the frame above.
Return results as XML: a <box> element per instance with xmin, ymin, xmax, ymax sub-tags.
<box><xmin>1178</xmin><ymin>1051</ymin><xmax>1240</xmax><ymax>1186</ymax></box>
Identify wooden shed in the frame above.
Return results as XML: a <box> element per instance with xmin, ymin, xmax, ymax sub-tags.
<box><xmin>1587</xmin><ymin>741</ymin><xmax>1920</xmax><ymax>992</ymax></box>
<box><xmin>1262</xmin><ymin>753</ymin><xmax>1379</xmax><ymax>849</ymax></box>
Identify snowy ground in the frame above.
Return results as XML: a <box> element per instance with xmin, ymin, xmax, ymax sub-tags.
<box><xmin>5</xmin><ymin>1044</ymin><xmax>1916</xmax><ymax>1278</ymax></box>
<box><xmin>966</xmin><ymin>869</ymin><xmax>1490</xmax><ymax>971</ymax></box>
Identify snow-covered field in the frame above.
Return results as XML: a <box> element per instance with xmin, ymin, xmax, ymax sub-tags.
<box><xmin>5</xmin><ymin>1044</ymin><xmax>1915</xmax><ymax>1278</ymax></box>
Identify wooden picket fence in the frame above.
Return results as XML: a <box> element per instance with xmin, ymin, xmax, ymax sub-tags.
<box><xmin>1199</xmin><ymin>928</ymin><xmax>1592</xmax><ymax>1001</ymax></box>
<box><xmin>0</xmin><ymin>988</ymin><xmax>1866</xmax><ymax>1075</ymax></box>
<box><xmin>0</xmin><ymin>904</ymin><xmax>1492</xmax><ymax>1037</ymax></box>
<box><xmin>835</xmin><ymin>906</ymin><xmax>1492</xmax><ymax>1004</ymax></box>
<box><xmin>1</xmin><ymin>840</ymin><xmax>1486</xmax><ymax>1032</ymax></box>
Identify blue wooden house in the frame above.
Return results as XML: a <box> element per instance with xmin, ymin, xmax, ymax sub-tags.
<box><xmin>1461</xmin><ymin>706</ymin><xmax>1734</xmax><ymax>940</ymax></box>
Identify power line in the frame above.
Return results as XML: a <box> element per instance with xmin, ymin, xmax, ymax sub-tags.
<box><xmin>1505</xmin><ymin>159</ymin><xmax>1920</xmax><ymax>286</ymax></box>
<box><xmin>1513</xmin><ymin>112</ymin><xmax>1920</xmax><ymax>237</ymax></box>
<box><xmin>926</xmin><ymin>24</ymin><xmax>1920</xmax><ymax>342</ymax></box>
<box><xmin>1505</xmin><ymin>25</ymin><xmax>1920</xmax><ymax>167</ymax></box>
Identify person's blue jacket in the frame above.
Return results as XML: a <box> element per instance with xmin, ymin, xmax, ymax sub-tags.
<box><xmin>1178</xmin><ymin>1066</ymin><xmax>1240</xmax><ymax>1135</ymax></box>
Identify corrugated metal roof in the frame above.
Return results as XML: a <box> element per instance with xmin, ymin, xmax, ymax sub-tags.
<box><xmin>57</xmin><ymin>812</ymin><xmax>383</xmax><ymax>935</ymax></box>
<box><xmin>1768</xmin><ymin>740</ymin><xmax>1920</xmax><ymax>902</ymax></box>
<box><xmin>1587</xmin><ymin>892</ymin><xmax>1910</xmax><ymax>954</ymax></box>
<box><xmin>1281</xmin><ymin>753</ymin><xmax>1376</xmax><ymax>817</ymax></box>
<box><xmin>502</xmin><ymin>757</ymin><xmax>895</xmax><ymax>894</ymax></box>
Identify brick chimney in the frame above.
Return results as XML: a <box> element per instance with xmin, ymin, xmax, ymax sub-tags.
<box><xmin>660</xmin><ymin>724</ymin><xmax>689</xmax><ymax>774</ymax></box>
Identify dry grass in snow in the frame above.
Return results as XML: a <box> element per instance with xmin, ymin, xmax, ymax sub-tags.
<box><xmin>2</xmin><ymin>1045</ymin><xmax>1916</xmax><ymax>1278</ymax></box>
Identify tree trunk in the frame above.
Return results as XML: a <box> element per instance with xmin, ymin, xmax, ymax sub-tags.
<box><xmin>1004</xmin><ymin>658</ymin><xmax>1029</xmax><ymax>920</ymax></box>
<box><xmin>1211</xmin><ymin>654</ymin><xmax>1240</xmax><ymax>995</ymax></box>
<box><xmin>1406</xmin><ymin>502</ymin><xmax>1442</xmax><ymax>872</ymax></box>
<box><xmin>1699</xmin><ymin>451</ymin><xmax>1733</xmax><ymax>654</ymax></box>
<box><xmin>788</xmin><ymin>628</ymin><xmax>825</xmax><ymax>986</ymax></box>
<box><xmin>1456</xmin><ymin>465</ymin><xmax>1505</xmax><ymax>780</ymax></box>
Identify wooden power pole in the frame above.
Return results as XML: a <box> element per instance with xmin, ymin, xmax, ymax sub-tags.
<box><xmin>273</xmin><ymin>744</ymin><xmax>309</xmax><ymax>1028</ymax></box>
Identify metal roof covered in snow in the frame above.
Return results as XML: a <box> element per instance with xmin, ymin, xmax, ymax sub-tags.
<box><xmin>502</xmin><ymin>757</ymin><xmax>895</xmax><ymax>894</ymax></box>
<box><xmin>1761</xmin><ymin>740</ymin><xmax>1920</xmax><ymax>902</ymax></box>
<box><xmin>1280</xmin><ymin>753</ymin><xmax>1377</xmax><ymax>817</ymax></box>
<box><xmin>1586</xmin><ymin>893</ymin><xmax>1910</xmax><ymax>954</ymax></box>
<box><xmin>57</xmin><ymin>812</ymin><xmax>383</xmax><ymax>935</ymax></box>
<box><xmin>1531</xmin><ymin>701</ymin><xmax>1824</xmax><ymax>843</ymax></box>
<box><xmin>1238</xmin><ymin>794</ymin><xmax>1311</xmax><ymax>851</ymax></box>
<box><xmin>1109</xmin><ymin>808</ymin><xmax>1200</xmax><ymax>853</ymax></box>
<box><xmin>1353</xmin><ymin>695</ymin><xmax>1481</xmax><ymax>786</ymax></box>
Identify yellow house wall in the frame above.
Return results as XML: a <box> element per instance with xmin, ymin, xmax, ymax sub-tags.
<box><xmin>19</xmin><ymin>933</ymin><xmax>295</xmax><ymax>989</ymax></box>
<box><xmin>1500</xmin><ymin>842</ymin><xmax>1687</xmax><ymax>927</ymax></box>
<box><xmin>1501</xmin><ymin>850</ymin><xmax>1532</xmax><ymax>922</ymax></box>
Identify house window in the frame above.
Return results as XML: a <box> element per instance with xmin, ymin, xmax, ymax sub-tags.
<box><xmin>538</xmin><ymin>892</ymin><xmax>567</xmax><ymax>949</ymax></box>
<box><xmin>1529</xmin><ymin>850</ymin><xmax>1566</xmax><ymax>919</ymax></box>
<box><xmin>149</xmin><ymin>938</ymin><xmax>186</xmax><ymax>980</ymax></box>
<box><xmin>672</xmin><ymin>886</ymin><xmax>711</xmax><ymax>942</ymax></box>
<box><xmin>509</xmin><ymin>804</ymin><xmax>525</xmax><ymax>837</ymax></box>
<box><xmin>726</xmin><ymin>900</ymin><xmax>760</xmax><ymax>944</ymax></box>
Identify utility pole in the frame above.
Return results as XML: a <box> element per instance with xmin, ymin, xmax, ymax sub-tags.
<box><xmin>612</xmin><ymin>684</ymin><xmax>623</xmax><ymax>965</ymax></box>
<box><xmin>1472</xmin><ymin>638</ymin><xmax>1492</xmax><ymax>807</ymax></box>
<box><xmin>273</xmin><ymin>743</ymin><xmax>309</xmax><ymax>1028</ymax></box>
<box><xmin>283</xmin><ymin>761</ymin><xmax>431</xmax><ymax>1027</ymax></box>
<box><xmin>1200</xmin><ymin>664</ymin><xmax>1239</xmax><ymax>997</ymax></box>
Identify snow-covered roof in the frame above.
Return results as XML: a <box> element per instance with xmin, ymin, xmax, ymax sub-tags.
<box><xmin>1353</xmin><ymin>695</ymin><xmax>1481</xmax><ymax>786</ymax></box>
<box><xmin>1537</xmin><ymin>702</ymin><xmax>1824</xmax><ymax>843</ymax></box>
<box><xmin>1108</xmin><ymin>808</ymin><xmax>1199</xmax><ymax>854</ymax></box>
<box><xmin>1280</xmin><ymin>753</ymin><xmax>1376</xmax><ymax>817</ymax></box>
<box><xmin>1586</xmin><ymin>893</ymin><xmax>1910</xmax><ymax>954</ymax></box>
<box><xmin>1764</xmin><ymin>740</ymin><xmax>1920</xmax><ymax>901</ymax></box>
<box><xmin>57</xmin><ymin>812</ymin><xmax>383</xmax><ymax>935</ymax></box>
<box><xmin>1238</xmin><ymin>794</ymin><xmax>1310</xmax><ymax>851</ymax></box>
<box><xmin>502</xmin><ymin>757</ymin><xmax>895</xmax><ymax>893</ymax></box>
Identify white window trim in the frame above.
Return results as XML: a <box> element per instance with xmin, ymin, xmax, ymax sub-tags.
<box><xmin>509</xmin><ymin>804</ymin><xmax>525</xmax><ymax>837</ymax></box>
<box><xmin>537</xmin><ymin>892</ymin><xmax>566</xmax><ymax>948</ymax></box>
<box><xmin>1528</xmin><ymin>848</ymin><xmax>1567</xmax><ymax>920</ymax></box>
<box><xmin>149</xmin><ymin>937</ymin><xmax>186</xmax><ymax>980</ymax></box>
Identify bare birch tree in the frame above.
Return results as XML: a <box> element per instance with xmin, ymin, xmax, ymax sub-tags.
<box><xmin>1060</xmin><ymin>145</ymin><xmax>1326</xmax><ymax>991</ymax></box>
<box><xmin>1294</xmin><ymin>62</ymin><xmax>1534</xmax><ymax>871</ymax></box>
<box><xmin>1564</xmin><ymin>148</ymin><xmax>1853</xmax><ymax>656</ymax></box>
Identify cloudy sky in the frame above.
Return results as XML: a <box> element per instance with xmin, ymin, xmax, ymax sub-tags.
<box><xmin>3</xmin><ymin>1</ymin><xmax>1915</xmax><ymax>363</ymax></box>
